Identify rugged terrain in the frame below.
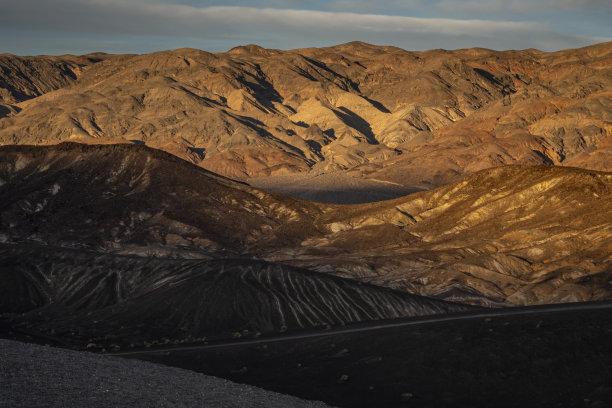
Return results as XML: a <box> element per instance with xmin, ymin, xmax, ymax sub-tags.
<box><xmin>0</xmin><ymin>42</ymin><xmax>610</xmax><ymax>190</ymax></box>
<box><xmin>2</xmin><ymin>41</ymin><xmax>611</xmax><ymax>408</ymax></box>
<box><xmin>0</xmin><ymin>243</ymin><xmax>472</xmax><ymax>350</ymax></box>
<box><xmin>1</xmin><ymin>143</ymin><xmax>610</xmax><ymax>307</ymax></box>
<box><xmin>285</xmin><ymin>164</ymin><xmax>612</xmax><ymax>306</ymax></box>
<box><xmin>0</xmin><ymin>142</ymin><xmax>325</xmax><ymax>254</ymax></box>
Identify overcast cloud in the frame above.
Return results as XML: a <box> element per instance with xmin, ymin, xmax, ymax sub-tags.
<box><xmin>0</xmin><ymin>0</ymin><xmax>610</xmax><ymax>55</ymax></box>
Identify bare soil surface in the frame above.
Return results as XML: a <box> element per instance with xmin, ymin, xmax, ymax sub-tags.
<box><xmin>0</xmin><ymin>338</ymin><xmax>333</xmax><ymax>408</ymax></box>
<box><xmin>123</xmin><ymin>302</ymin><xmax>612</xmax><ymax>408</ymax></box>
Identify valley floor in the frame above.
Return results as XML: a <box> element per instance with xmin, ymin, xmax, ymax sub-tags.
<box><xmin>118</xmin><ymin>301</ymin><xmax>612</xmax><ymax>408</ymax></box>
<box><xmin>248</xmin><ymin>172</ymin><xmax>423</xmax><ymax>204</ymax></box>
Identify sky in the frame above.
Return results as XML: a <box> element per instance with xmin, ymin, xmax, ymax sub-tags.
<box><xmin>1</xmin><ymin>0</ymin><xmax>611</xmax><ymax>55</ymax></box>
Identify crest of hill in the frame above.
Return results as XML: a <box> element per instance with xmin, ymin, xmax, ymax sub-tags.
<box><xmin>228</xmin><ymin>44</ymin><xmax>281</xmax><ymax>57</ymax></box>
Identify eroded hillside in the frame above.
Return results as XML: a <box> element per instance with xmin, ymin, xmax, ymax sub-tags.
<box><xmin>284</xmin><ymin>165</ymin><xmax>612</xmax><ymax>305</ymax></box>
<box><xmin>0</xmin><ymin>42</ymin><xmax>610</xmax><ymax>187</ymax></box>
<box><xmin>1</xmin><ymin>143</ymin><xmax>610</xmax><ymax>306</ymax></box>
<box><xmin>0</xmin><ymin>244</ymin><xmax>472</xmax><ymax>349</ymax></box>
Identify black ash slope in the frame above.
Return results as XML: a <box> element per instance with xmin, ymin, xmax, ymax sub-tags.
<box><xmin>0</xmin><ymin>339</ymin><xmax>333</xmax><ymax>408</ymax></box>
<box><xmin>129</xmin><ymin>303</ymin><xmax>612</xmax><ymax>408</ymax></box>
<box><xmin>0</xmin><ymin>244</ymin><xmax>474</xmax><ymax>350</ymax></box>
<box><xmin>0</xmin><ymin>143</ymin><xmax>474</xmax><ymax>349</ymax></box>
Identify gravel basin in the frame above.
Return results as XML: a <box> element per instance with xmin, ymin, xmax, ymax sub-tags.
<box><xmin>0</xmin><ymin>339</ymin><xmax>332</xmax><ymax>408</ymax></box>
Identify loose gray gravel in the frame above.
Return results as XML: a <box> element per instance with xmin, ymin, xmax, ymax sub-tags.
<box><xmin>0</xmin><ymin>339</ymin><xmax>333</xmax><ymax>407</ymax></box>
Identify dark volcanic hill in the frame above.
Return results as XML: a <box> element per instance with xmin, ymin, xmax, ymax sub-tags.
<box><xmin>0</xmin><ymin>42</ymin><xmax>610</xmax><ymax>190</ymax></box>
<box><xmin>0</xmin><ymin>143</ymin><xmax>610</xmax><ymax>308</ymax></box>
<box><xmin>0</xmin><ymin>142</ymin><xmax>327</xmax><ymax>254</ymax></box>
<box><xmin>0</xmin><ymin>244</ymin><xmax>472</xmax><ymax>350</ymax></box>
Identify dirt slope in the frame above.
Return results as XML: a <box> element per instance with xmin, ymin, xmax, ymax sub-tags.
<box><xmin>0</xmin><ymin>339</ymin><xmax>333</xmax><ymax>408</ymax></box>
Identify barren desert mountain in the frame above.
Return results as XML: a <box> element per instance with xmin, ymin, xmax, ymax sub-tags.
<box><xmin>283</xmin><ymin>165</ymin><xmax>612</xmax><ymax>306</ymax></box>
<box><xmin>0</xmin><ymin>146</ymin><xmax>472</xmax><ymax>349</ymax></box>
<box><xmin>1</xmin><ymin>41</ymin><xmax>611</xmax><ymax>408</ymax></box>
<box><xmin>1</xmin><ymin>143</ymin><xmax>610</xmax><ymax>307</ymax></box>
<box><xmin>0</xmin><ymin>42</ymin><xmax>610</xmax><ymax>190</ymax></box>
<box><xmin>0</xmin><ymin>53</ymin><xmax>117</xmax><ymax>117</ymax></box>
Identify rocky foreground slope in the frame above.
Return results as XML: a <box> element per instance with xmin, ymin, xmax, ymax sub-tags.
<box><xmin>1</xmin><ymin>143</ymin><xmax>610</xmax><ymax>307</ymax></box>
<box><xmin>0</xmin><ymin>42</ymin><xmax>610</xmax><ymax>188</ymax></box>
<box><xmin>0</xmin><ymin>339</ymin><xmax>333</xmax><ymax>408</ymax></box>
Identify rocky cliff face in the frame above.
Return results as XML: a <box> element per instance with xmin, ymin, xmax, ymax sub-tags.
<box><xmin>1</xmin><ymin>143</ymin><xmax>610</xmax><ymax>306</ymax></box>
<box><xmin>0</xmin><ymin>42</ymin><xmax>610</xmax><ymax>186</ymax></box>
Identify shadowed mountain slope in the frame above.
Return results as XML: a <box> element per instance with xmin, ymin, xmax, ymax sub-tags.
<box><xmin>0</xmin><ymin>42</ymin><xmax>610</xmax><ymax>187</ymax></box>
<box><xmin>0</xmin><ymin>244</ymin><xmax>472</xmax><ymax>349</ymax></box>
<box><xmin>0</xmin><ymin>142</ymin><xmax>328</xmax><ymax>254</ymax></box>
<box><xmin>0</xmin><ymin>143</ymin><xmax>610</xmax><ymax>306</ymax></box>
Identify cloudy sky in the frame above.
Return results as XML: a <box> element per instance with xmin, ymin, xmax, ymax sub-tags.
<box><xmin>1</xmin><ymin>0</ymin><xmax>611</xmax><ymax>55</ymax></box>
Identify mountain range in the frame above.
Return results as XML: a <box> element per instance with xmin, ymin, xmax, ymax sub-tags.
<box><xmin>1</xmin><ymin>41</ymin><xmax>610</xmax><ymax>192</ymax></box>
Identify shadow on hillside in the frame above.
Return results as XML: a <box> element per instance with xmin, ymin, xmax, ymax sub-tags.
<box><xmin>0</xmin><ymin>105</ymin><xmax>11</xmax><ymax>119</ymax></box>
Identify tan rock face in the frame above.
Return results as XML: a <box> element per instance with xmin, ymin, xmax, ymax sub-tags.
<box><xmin>1</xmin><ymin>143</ymin><xmax>610</xmax><ymax>307</ymax></box>
<box><xmin>0</xmin><ymin>42</ymin><xmax>610</xmax><ymax>183</ymax></box>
